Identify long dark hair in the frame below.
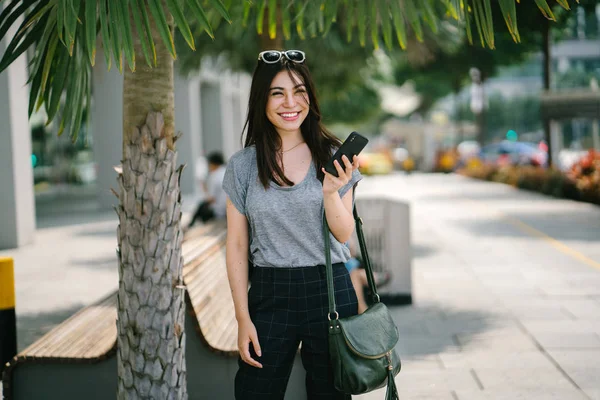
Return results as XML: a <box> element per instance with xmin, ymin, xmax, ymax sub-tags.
<box><xmin>243</xmin><ymin>57</ymin><xmax>341</xmax><ymax>188</ymax></box>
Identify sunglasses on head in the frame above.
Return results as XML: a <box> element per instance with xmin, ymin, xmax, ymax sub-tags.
<box><xmin>258</xmin><ymin>50</ymin><xmax>306</xmax><ymax>64</ymax></box>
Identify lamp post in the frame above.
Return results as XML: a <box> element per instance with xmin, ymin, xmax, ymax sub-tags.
<box><xmin>469</xmin><ymin>67</ymin><xmax>487</xmax><ymax>146</ymax></box>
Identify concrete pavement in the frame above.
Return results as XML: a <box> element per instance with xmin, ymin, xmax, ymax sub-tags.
<box><xmin>2</xmin><ymin>174</ymin><xmax>599</xmax><ymax>399</ymax></box>
<box><xmin>0</xmin><ymin>186</ymin><xmax>200</xmax><ymax>352</ymax></box>
<box><xmin>356</xmin><ymin>173</ymin><xmax>600</xmax><ymax>400</ymax></box>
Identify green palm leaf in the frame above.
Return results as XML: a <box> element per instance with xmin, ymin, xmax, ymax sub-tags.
<box><xmin>130</xmin><ymin>0</ymin><xmax>154</xmax><ymax>67</ymax></box>
<box><xmin>256</xmin><ymin>0</ymin><xmax>267</xmax><ymax>36</ymax></box>
<box><xmin>268</xmin><ymin>0</ymin><xmax>277</xmax><ymax>39</ymax></box>
<box><xmin>117</xmin><ymin>0</ymin><xmax>136</xmax><ymax>71</ymax></box>
<box><xmin>188</xmin><ymin>0</ymin><xmax>215</xmax><ymax>39</ymax></box>
<box><xmin>534</xmin><ymin>0</ymin><xmax>557</xmax><ymax>20</ymax></box>
<box><xmin>390</xmin><ymin>0</ymin><xmax>407</xmax><ymax>49</ymax></box>
<box><xmin>107</xmin><ymin>0</ymin><xmax>123</xmax><ymax>71</ymax></box>
<box><xmin>166</xmin><ymin>0</ymin><xmax>195</xmax><ymax>50</ymax></box>
<box><xmin>84</xmin><ymin>0</ymin><xmax>96</xmax><ymax>65</ymax></box>
<box><xmin>498</xmin><ymin>0</ymin><xmax>520</xmax><ymax>43</ymax></box>
<box><xmin>369</xmin><ymin>1</ymin><xmax>379</xmax><ymax>50</ymax></box>
<box><xmin>0</xmin><ymin>0</ymin><xmax>577</xmax><ymax>143</ymax></box>
<box><xmin>98</xmin><ymin>0</ymin><xmax>112</xmax><ymax>69</ymax></box>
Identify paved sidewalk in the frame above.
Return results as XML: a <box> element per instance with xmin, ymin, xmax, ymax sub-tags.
<box><xmin>2</xmin><ymin>174</ymin><xmax>599</xmax><ymax>399</ymax></box>
<box><xmin>356</xmin><ymin>173</ymin><xmax>600</xmax><ymax>400</ymax></box>
<box><xmin>0</xmin><ymin>189</ymin><xmax>200</xmax><ymax>352</ymax></box>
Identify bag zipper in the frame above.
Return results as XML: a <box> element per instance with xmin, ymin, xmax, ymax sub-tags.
<box><xmin>386</xmin><ymin>351</ymin><xmax>393</xmax><ymax>370</ymax></box>
<box><xmin>340</xmin><ymin>326</ymin><xmax>394</xmax><ymax>359</ymax></box>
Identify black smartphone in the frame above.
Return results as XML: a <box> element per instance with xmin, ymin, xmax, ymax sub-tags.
<box><xmin>324</xmin><ymin>132</ymin><xmax>369</xmax><ymax>177</ymax></box>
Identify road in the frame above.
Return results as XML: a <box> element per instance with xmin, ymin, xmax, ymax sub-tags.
<box><xmin>357</xmin><ymin>173</ymin><xmax>600</xmax><ymax>400</ymax></box>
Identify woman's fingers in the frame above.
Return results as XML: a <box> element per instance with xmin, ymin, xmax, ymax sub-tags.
<box><xmin>342</xmin><ymin>155</ymin><xmax>353</xmax><ymax>179</ymax></box>
<box><xmin>322</xmin><ymin>168</ymin><xmax>344</xmax><ymax>187</ymax></box>
<box><xmin>352</xmin><ymin>155</ymin><xmax>360</xmax><ymax>170</ymax></box>
<box><xmin>333</xmin><ymin>159</ymin><xmax>346</xmax><ymax>179</ymax></box>
<box><xmin>240</xmin><ymin>337</ymin><xmax>263</xmax><ymax>368</ymax></box>
<box><xmin>250</xmin><ymin>331</ymin><xmax>263</xmax><ymax>367</ymax></box>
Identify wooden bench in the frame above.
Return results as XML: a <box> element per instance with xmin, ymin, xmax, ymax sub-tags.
<box><xmin>2</xmin><ymin>221</ymin><xmax>306</xmax><ymax>400</ymax></box>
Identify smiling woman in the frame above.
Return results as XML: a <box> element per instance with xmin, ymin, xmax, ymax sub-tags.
<box><xmin>223</xmin><ymin>51</ymin><xmax>363</xmax><ymax>399</ymax></box>
<box><xmin>266</xmin><ymin>73</ymin><xmax>310</xmax><ymax>141</ymax></box>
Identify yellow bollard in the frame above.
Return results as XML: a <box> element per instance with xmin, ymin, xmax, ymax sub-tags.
<box><xmin>0</xmin><ymin>257</ymin><xmax>17</xmax><ymax>369</ymax></box>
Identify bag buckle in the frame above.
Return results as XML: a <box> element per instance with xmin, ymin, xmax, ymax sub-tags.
<box><xmin>327</xmin><ymin>311</ymin><xmax>339</xmax><ymax>321</ymax></box>
<box><xmin>386</xmin><ymin>351</ymin><xmax>393</xmax><ymax>370</ymax></box>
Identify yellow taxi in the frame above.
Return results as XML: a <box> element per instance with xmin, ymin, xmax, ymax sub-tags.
<box><xmin>358</xmin><ymin>152</ymin><xmax>393</xmax><ymax>175</ymax></box>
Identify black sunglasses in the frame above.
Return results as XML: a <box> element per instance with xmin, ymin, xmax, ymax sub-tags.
<box><xmin>258</xmin><ymin>50</ymin><xmax>306</xmax><ymax>64</ymax></box>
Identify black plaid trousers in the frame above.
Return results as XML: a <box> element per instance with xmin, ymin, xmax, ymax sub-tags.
<box><xmin>235</xmin><ymin>263</ymin><xmax>358</xmax><ymax>400</ymax></box>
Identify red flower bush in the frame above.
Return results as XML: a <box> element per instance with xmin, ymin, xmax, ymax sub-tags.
<box><xmin>458</xmin><ymin>151</ymin><xmax>599</xmax><ymax>205</ymax></box>
<box><xmin>567</xmin><ymin>150</ymin><xmax>600</xmax><ymax>204</ymax></box>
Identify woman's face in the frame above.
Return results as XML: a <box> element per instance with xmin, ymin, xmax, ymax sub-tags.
<box><xmin>266</xmin><ymin>70</ymin><xmax>310</xmax><ymax>137</ymax></box>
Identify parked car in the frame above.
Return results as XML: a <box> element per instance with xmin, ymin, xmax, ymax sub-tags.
<box><xmin>479</xmin><ymin>141</ymin><xmax>547</xmax><ymax>167</ymax></box>
<box><xmin>358</xmin><ymin>152</ymin><xmax>393</xmax><ymax>175</ymax></box>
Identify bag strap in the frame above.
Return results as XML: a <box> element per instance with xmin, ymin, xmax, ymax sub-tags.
<box><xmin>353</xmin><ymin>206</ymin><xmax>380</xmax><ymax>304</ymax></box>
<box><xmin>323</xmin><ymin>204</ymin><xmax>381</xmax><ymax>319</ymax></box>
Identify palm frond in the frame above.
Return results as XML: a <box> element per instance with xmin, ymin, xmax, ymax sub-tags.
<box><xmin>0</xmin><ymin>0</ymin><xmax>576</xmax><ymax>142</ymax></box>
<box><xmin>0</xmin><ymin>0</ymin><xmax>228</xmax><ymax>141</ymax></box>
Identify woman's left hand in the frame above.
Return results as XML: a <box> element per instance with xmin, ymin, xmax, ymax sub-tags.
<box><xmin>322</xmin><ymin>155</ymin><xmax>359</xmax><ymax>196</ymax></box>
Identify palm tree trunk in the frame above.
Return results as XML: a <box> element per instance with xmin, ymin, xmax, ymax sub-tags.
<box><xmin>116</xmin><ymin>3</ymin><xmax>186</xmax><ymax>399</ymax></box>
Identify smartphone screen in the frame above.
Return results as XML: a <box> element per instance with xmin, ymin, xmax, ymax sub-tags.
<box><xmin>324</xmin><ymin>132</ymin><xmax>369</xmax><ymax>177</ymax></box>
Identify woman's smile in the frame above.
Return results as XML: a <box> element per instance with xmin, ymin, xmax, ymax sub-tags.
<box><xmin>279</xmin><ymin>111</ymin><xmax>300</xmax><ymax>121</ymax></box>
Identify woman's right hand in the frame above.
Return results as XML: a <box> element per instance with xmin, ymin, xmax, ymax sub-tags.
<box><xmin>237</xmin><ymin>317</ymin><xmax>263</xmax><ymax>368</ymax></box>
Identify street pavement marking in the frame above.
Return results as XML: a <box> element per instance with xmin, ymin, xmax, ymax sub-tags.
<box><xmin>462</xmin><ymin>196</ymin><xmax>600</xmax><ymax>272</ymax></box>
<box><xmin>503</xmin><ymin>215</ymin><xmax>600</xmax><ymax>271</ymax></box>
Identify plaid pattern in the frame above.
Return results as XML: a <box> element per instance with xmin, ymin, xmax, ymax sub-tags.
<box><xmin>235</xmin><ymin>263</ymin><xmax>358</xmax><ymax>400</ymax></box>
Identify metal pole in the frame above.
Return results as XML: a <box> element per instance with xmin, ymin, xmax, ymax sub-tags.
<box><xmin>0</xmin><ymin>257</ymin><xmax>17</xmax><ymax>370</ymax></box>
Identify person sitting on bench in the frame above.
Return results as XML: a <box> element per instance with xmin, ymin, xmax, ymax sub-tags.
<box><xmin>188</xmin><ymin>152</ymin><xmax>227</xmax><ymax>228</ymax></box>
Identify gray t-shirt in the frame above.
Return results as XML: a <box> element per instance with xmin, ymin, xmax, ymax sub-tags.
<box><xmin>222</xmin><ymin>145</ymin><xmax>362</xmax><ymax>268</ymax></box>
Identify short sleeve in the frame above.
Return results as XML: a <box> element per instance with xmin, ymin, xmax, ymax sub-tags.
<box><xmin>222</xmin><ymin>156</ymin><xmax>247</xmax><ymax>215</ymax></box>
<box><xmin>339</xmin><ymin>168</ymin><xmax>363</xmax><ymax>199</ymax></box>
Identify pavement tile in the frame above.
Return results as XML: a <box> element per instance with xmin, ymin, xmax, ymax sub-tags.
<box><xmin>355</xmin><ymin>387</ymin><xmax>456</xmax><ymax>400</ymax></box>
<box><xmin>546</xmin><ymin>350</ymin><xmax>600</xmax><ymax>391</ymax></box>
<box><xmin>439</xmin><ymin>351</ymin><xmax>552</xmax><ymax>369</ymax></box>
<box><xmin>582</xmin><ymin>388</ymin><xmax>600</xmax><ymax>400</ymax></box>
<box><xmin>509</xmin><ymin>306</ymin><xmax>573</xmax><ymax>321</ymax></box>
<box><xmin>472</xmin><ymin>367</ymin><xmax>575</xmax><ymax>391</ymax></box>
<box><xmin>454</xmin><ymin>386</ymin><xmax>589</xmax><ymax>400</ymax></box>
<box><xmin>425</xmin><ymin>318</ymin><xmax>521</xmax><ymax>336</ymax></box>
<box><xmin>396</xmin><ymin>334</ymin><xmax>460</xmax><ymax>356</ymax></box>
<box><xmin>398</xmin><ymin>355</ymin><xmax>445</xmax><ymax>371</ymax></box>
<box><xmin>521</xmin><ymin>320</ymin><xmax>600</xmax><ymax>335</ymax></box>
<box><xmin>534</xmin><ymin>333</ymin><xmax>600</xmax><ymax>350</ymax></box>
<box><xmin>560</xmin><ymin>300</ymin><xmax>600</xmax><ymax>319</ymax></box>
<box><xmin>390</xmin><ymin>370</ymin><xmax>481</xmax><ymax>393</ymax></box>
<box><xmin>455</xmin><ymin>332</ymin><xmax>539</xmax><ymax>352</ymax></box>
<box><xmin>540</xmin><ymin>285</ymin><xmax>600</xmax><ymax>296</ymax></box>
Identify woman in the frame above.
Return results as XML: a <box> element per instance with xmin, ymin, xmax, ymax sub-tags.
<box><xmin>223</xmin><ymin>50</ymin><xmax>362</xmax><ymax>400</ymax></box>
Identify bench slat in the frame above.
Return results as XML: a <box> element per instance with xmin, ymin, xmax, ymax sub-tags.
<box><xmin>12</xmin><ymin>222</ymin><xmax>234</xmax><ymax>364</ymax></box>
<box><xmin>21</xmin><ymin>293</ymin><xmax>117</xmax><ymax>359</ymax></box>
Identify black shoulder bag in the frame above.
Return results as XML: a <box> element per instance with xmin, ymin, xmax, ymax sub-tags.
<box><xmin>323</xmin><ymin>206</ymin><xmax>402</xmax><ymax>399</ymax></box>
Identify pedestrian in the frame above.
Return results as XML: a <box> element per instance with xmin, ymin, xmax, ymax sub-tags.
<box><xmin>345</xmin><ymin>256</ymin><xmax>392</xmax><ymax>314</ymax></box>
<box><xmin>223</xmin><ymin>49</ymin><xmax>362</xmax><ymax>400</ymax></box>
<box><xmin>187</xmin><ymin>151</ymin><xmax>227</xmax><ymax>228</ymax></box>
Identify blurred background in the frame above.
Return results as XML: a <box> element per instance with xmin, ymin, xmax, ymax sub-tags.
<box><xmin>20</xmin><ymin>2</ymin><xmax>600</xmax><ymax>207</ymax></box>
<box><xmin>1</xmin><ymin>1</ymin><xmax>600</xmax><ymax>399</ymax></box>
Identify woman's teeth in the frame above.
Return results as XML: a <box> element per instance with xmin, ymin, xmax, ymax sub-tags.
<box><xmin>281</xmin><ymin>112</ymin><xmax>299</xmax><ymax>119</ymax></box>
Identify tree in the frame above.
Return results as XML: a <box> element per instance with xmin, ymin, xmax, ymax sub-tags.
<box><xmin>0</xmin><ymin>0</ymin><xmax>575</xmax><ymax>398</ymax></box>
<box><xmin>393</xmin><ymin>1</ymin><xmax>597</xmax><ymax>153</ymax></box>
<box><xmin>175</xmin><ymin>6</ymin><xmax>381</xmax><ymax>125</ymax></box>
